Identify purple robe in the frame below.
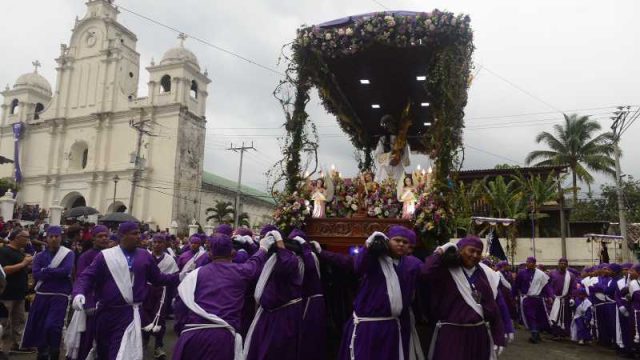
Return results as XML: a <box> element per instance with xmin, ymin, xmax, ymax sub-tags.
<box><xmin>399</xmin><ymin>255</ymin><xmax>424</xmax><ymax>360</ymax></box>
<box><xmin>573</xmin><ymin>298</ymin><xmax>593</xmax><ymax>341</ymax></box>
<box><xmin>497</xmin><ymin>289</ymin><xmax>514</xmax><ymax>337</ymax></box>
<box><xmin>549</xmin><ymin>269</ymin><xmax>576</xmax><ymax>337</ymax></box>
<box><xmin>422</xmin><ymin>254</ymin><xmax>505</xmax><ymax>360</ymax></box>
<box><xmin>172</xmin><ymin>250</ymin><xmax>268</xmax><ymax>360</ymax></box>
<box><xmin>72</xmin><ymin>247</ymin><xmax>179</xmax><ymax>360</ymax></box>
<box><xmin>629</xmin><ymin>284</ymin><xmax>640</xmax><ymax>347</ymax></box>
<box><xmin>299</xmin><ymin>244</ymin><xmax>326</xmax><ymax>360</ymax></box>
<box><xmin>177</xmin><ymin>248</ymin><xmax>201</xmax><ymax>270</ymax></box>
<box><xmin>615</xmin><ymin>277</ymin><xmax>633</xmax><ymax>351</ymax></box>
<box><xmin>592</xmin><ymin>276</ymin><xmax>617</xmax><ymax>346</ymax></box>
<box><xmin>22</xmin><ymin>248</ymin><xmax>75</xmax><ymax>350</ymax></box>
<box><xmin>71</xmin><ymin>248</ymin><xmax>102</xmax><ymax>360</ymax></box>
<box><xmin>331</xmin><ymin>248</ymin><xmax>417</xmax><ymax>360</ymax></box>
<box><xmin>514</xmin><ymin>268</ymin><xmax>552</xmax><ymax>333</ymax></box>
<box><xmin>245</xmin><ymin>248</ymin><xmax>303</xmax><ymax>360</ymax></box>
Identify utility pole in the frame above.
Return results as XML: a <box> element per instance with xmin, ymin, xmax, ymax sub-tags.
<box><xmin>128</xmin><ymin>117</ymin><xmax>153</xmax><ymax>214</ymax></box>
<box><xmin>227</xmin><ymin>142</ymin><xmax>255</xmax><ymax>228</ymax></box>
<box><xmin>611</xmin><ymin>106</ymin><xmax>638</xmax><ymax>262</ymax></box>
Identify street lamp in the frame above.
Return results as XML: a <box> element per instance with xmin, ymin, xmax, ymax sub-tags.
<box><xmin>112</xmin><ymin>174</ymin><xmax>120</xmax><ymax>209</ymax></box>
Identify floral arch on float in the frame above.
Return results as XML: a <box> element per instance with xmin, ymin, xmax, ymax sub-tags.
<box><xmin>270</xmin><ymin>10</ymin><xmax>474</xmax><ymax>251</ymax></box>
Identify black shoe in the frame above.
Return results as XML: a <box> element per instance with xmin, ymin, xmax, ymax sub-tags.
<box><xmin>50</xmin><ymin>351</ymin><xmax>60</xmax><ymax>360</ymax></box>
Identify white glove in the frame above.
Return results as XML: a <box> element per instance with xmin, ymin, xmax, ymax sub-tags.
<box><xmin>620</xmin><ymin>306</ymin><xmax>630</xmax><ymax>317</ymax></box>
<box><xmin>260</xmin><ymin>235</ymin><xmax>276</xmax><ymax>251</ymax></box>
<box><xmin>436</xmin><ymin>242</ymin><xmax>457</xmax><ymax>254</ymax></box>
<box><xmin>232</xmin><ymin>235</ymin><xmax>246</xmax><ymax>244</ymax></box>
<box><xmin>365</xmin><ymin>231</ymin><xmax>387</xmax><ymax>247</ymax></box>
<box><xmin>292</xmin><ymin>236</ymin><xmax>306</xmax><ymax>245</ymax></box>
<box><xmin>569</xmin><ymin>299</ymin><xmax>575</xmax><ymax>307</ymax></box>
<box><xmin>494</xmin><ymin>345</ymin><xmax>504</xmax><ymax>356</ymax></box>
<box><xmin>507</xmin><ymin>332</ymin><xmax>514</xmax><ymax>343</ymax></box>
<box><xmin>72</xmin><ymin>295</ymin><xmax>86</xmax><ymax>311</ymax></box>
<box><xmin>310</xmin><ymin>241</ymin><xmax>322</xmax><ymax>254</ymax></box>
<box><xmin>266</xmin><ymin>230</ymin><xmax>283</xmax><ymax>242</ymax></box>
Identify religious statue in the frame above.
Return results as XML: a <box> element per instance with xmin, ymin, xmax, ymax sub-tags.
<box><xmin>374</xmin><ymin>103</ymin><xmax>413</xmax><ymax>183</ymax></box>
<box><xmin>311</xmin><ymin>174</ymin><xmax>334</xmax><ymax>218</ymax></box>
<box><xmin>397</xmin><ymin>175</ymin><xmax>417</xmax><ymax>219</ymax></box>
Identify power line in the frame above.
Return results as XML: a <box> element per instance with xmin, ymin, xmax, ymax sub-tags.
<box><xmin>371</xmin><ymin>0</ymin><xmax>390</xmax><ymax>10</ymax></box>
<box><xmin>117</xmin><ymin>5</ymin><xmax>284</xmax><ymax>76</ymax></box>
<box><xmin>465</xmin><ymin>144</ymin><xmax>522</xmax><ymax>165</ymax></box>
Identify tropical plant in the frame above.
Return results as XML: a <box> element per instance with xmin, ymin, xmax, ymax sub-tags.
<box><xmin>451</xmin><ymin>180</ymin><xmax>484</xmax><ymax>236</ymax></box>
<box><xmin>525</xmin><ymin>113</ymin><xmax>615</xmax><ymax>206</ymax></box>
<box><xmin>237</xmin><ymin>212</ymin><xmax>251</xmax><ymax>227</ymax></box>
<box><xmin>514</xmin><ymin>173</ymin><xmax>560</xmax><ymax>237</ymax></box>
<box><xmin>482</xmin><ymin>176</ymin><xmax>520</xmax><ymax>219</ymax></box>
<box><xmin>206</xmin><ymin>201</ymin><xmax>235</xmax><ymax>224</ymax></box>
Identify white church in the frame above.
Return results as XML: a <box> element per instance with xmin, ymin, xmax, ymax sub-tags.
<box><xmin>0</xmin><ymin>0</ymin><xmax>274</xmax><ymax>230</ymax></box>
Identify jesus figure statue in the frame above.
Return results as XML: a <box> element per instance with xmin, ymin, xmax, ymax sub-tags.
<box><xmin>374</xmin><ymin>114</ymin><xmax>411</xmax><ymax>183</ymax></box>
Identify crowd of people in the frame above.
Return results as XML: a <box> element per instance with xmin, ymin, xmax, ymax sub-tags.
<box><xmin>0</xmin><ymin>220</ymin><xmax>636</xmax><ymax>360</ymax></box>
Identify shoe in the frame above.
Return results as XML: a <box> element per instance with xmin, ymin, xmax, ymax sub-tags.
<box><xmin>154</xmin><ymin>347</ymin><xmax>166</xmax><ymax>359</ymax></box>
<box><xmin>578</xmin><ymin>340</ymin><xmax>584</xmax><ymax>345</ymax></box>
<box><xmin>9</xmin><ymin>345</ymin><xmax>35</xmax><ymax>354</ymax></box>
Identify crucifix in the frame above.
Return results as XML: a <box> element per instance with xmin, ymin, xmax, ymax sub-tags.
<box><xmin>32</xmin><ymin>60</ymin><xmax>42</xmax><ymax>74</ymax></box>
<box><xmin>178</xmin><ymin>33</ymin><xmax>188</xmax><ymax>47</ymax></box>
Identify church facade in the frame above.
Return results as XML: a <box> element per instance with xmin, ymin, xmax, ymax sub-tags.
<box><xmin>0</xmin><ymin>0</ymin><xmax>265</xmax><ymax>229</ymax></box>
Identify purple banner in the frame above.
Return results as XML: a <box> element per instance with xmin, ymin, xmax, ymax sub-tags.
<box><xmin>12</xmin><ymin>122</ymin><xmax>24</xmax><ymax>183</ymax></box>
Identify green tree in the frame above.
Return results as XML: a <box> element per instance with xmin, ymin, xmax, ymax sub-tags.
<box><xmin>237</xmin><ymin>212</ymin><xmax>251</xmax><ymax>227</ymax></box>
<box><xmin>206</xmin><ymin>201</ymin><xmax>235</xmax><ymax>224</ymax></box>
<box><xmin>525</xmin><ymin>113</ymin><xmax>615</xmax><ymax>206</ymax></box>
<box><xmin>482</xmin><ymin>176</ymin><xmax>520</xmax><ymax>218</ymax></box>
<box><xmin>514</xmin><ymin>173</ymin><xmax>560</xmax><ymax>238</ymax></box>
<box><xmin>451</xmin><ymin>180</ymin><xmax>484</xmax><ymax>236</ymax></box>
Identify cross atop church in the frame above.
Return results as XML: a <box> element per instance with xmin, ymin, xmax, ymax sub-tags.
<box><xmin>32</xmin><ymin>60</ymin><xmax>41</xmax><ymax>74</ymax></box>
<box><xmin>178</xmin><ymin>33</ymin><xmax>188</xmax><ymax>47</ymax></box>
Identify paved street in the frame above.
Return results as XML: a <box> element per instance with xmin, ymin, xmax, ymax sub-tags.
<box><xmin>12</xmin><ymin>324</ymin><xmax>619</xmax><ymax>359</ymax></box>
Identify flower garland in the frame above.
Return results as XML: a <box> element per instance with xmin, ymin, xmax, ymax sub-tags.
<box><xmin>413</xmin><ymin>191</ymin><xmax>453</xmax><ymax>241</ymax></box>
<box><xmin>365</xmin><ymin>178</ymin><xmax>402</xmax><ymax>218</ymax></box>
<box><xmin>326</xmin><ymin>177</ymin><xmax>361</xmax><ymax>218</ymax></box>
<box><xmin>272</xmin><ymin>191</ymin><xmax>312</xmax><ymax>234</ymax></box>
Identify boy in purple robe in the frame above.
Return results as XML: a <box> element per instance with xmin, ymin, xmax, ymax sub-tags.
<box><xmin>172</xmin><ymin>233</ymin><xmax>272</xmax><ymax>359</ymax></box>
<box><xmin>549</xmin><ymin>257</ymin><xmax>577</xmax><ymax>339</ymax></box>
<box><xmin>142</xmin><ymin>234</ymin><xmax>179</xmax><ymax>359</ymax></box>
<box><xmin>423</xmin><ymin>237</ymin><xmax>506</xmax><ymax>360</ymax></box>
<box><xmin>570</xmin><ymin>288</ymin><xmax>592</xmax><ymax>344</ymax></box>
<box><xmin>21</xmin><ymin>226</ymin><xmax>74</xmax><ymax>360</ymax></box>
<box><xmin>70</xmin><ymin>222</ymin><xmax>179</xmax><ymax>360</ymax></box>
<box><xmin>514</xmin><ymin>257</ymin><xmax>551</xmax><ymax>344</ymax></box>
<box><xmin>591</xmin><ymin>264</ymin><xmax>618</xmax><ymax>347</ymax></box>
<box><xmin>243</xmin><ymin>229</ymin><xmax>304</xmax><ymax>360</ymax></box>
<box><xmin>177</xmin><ymin>235</ymin><xmax>206</xmax><ymax>277</ymax></box>
<box><xmin>67</xmin><ymin>225</ymin><xmax>110</xmax><ymax>360</ymax></box>
<box><xmin>288</xmin><ymin>228</ymin><xmax>326</xmax><ymax>360</ymax></box>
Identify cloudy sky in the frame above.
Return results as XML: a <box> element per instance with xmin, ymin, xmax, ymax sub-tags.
<box><xmin>1</xmin><ymin>0</ymin><xmax>638</xmax><ymax>197</ymax></box>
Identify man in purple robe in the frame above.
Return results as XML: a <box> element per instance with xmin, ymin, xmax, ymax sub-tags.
<box><xmin>423</xmin><ymin>237</ymin><xmax>505</xmax><ymax>360</ymax></box>
<box><xmin>21</xmin><ymin>226</ymin><xmax>74</xmax><ymax>360</ymax></box>
<box><xmin>71</xmin><ymin>222</ymin><xmax>179</xmax><ymax>360</ymax></box>
<box><xmin>68</xmin><ymin>225</ymin><xmax>110</xmax><ymax>360</ymax></box>
<box><xmin>514</xmin><ymin>257</ymin><xmax>551</xmax><ymax>343</ymax></box>
<box><xmin>615</xmin><ymin>263</ymin><xmax>633</xmax><ymax>356</ymax></box>
<box><xmin>570</xmin><ymin>288</ymin><xmax>592</xmax><ymax>344</ymax></box>
<box><xmin>591</xmin><ymin>263</ymin><xmax>618</xmax><ymax>347</ymax></box>
<box><xmin>243</xmin><ymin>228</ymin><xmax>304</xmax><ymax>360</ymax></box>
<box><xmin>288</xmin><ymin>228</ymin><xmax>326</xmax><ymax>360</ymax></box>
<box><xmin>142</xmin><ymin>234</ymin><xmax>179</xmax><ymax>359</ymax></box>
<box><xmin>321</xmin><ymin>228</ymin><xmax>418</xmax><ymax>360</ymax></box>
<box><xmin>172</xmin><ymin>233</ymin><xmax>272</xmax><ymax>359</ymax></box>
<box><xmin>549</xmin><ymin>257</ymin><xmax>577</xmax><ymax>339</ymax></box>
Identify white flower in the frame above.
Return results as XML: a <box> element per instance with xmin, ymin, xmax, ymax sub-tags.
<box><xmin>338</xmin><ymin>28</ymin><xmax>345</xmax><ymax>36</ymax></box>
<box><xmin>375</xmin><ymin>207</ymin><xmax>382</xmax><ymax>215</ymax></box>
<box><xmin>429</xmin><ymin>25</ymin><xmax>436</xmax><ymax>31</ymax></box>
<box><xmin>346</xmin><ymin>28</ymin><xmax>354</xmax><ymax>36</ymax></box>
<box><xmin>351</xmin><ymin>204</ymin><xmax>358</xmax><ymax>211</ymax></box>
<box><xmin>425</xmin><ymin>19</ymin><xmax>432</xmax><ymax>26</ymax></box>
<box><xmin>346</xmin><ymin>195</ymin><xmax>353</xmax><ymax>202</ymax></box>
<box><xmin>451</xmin><ymin>18</ymin><xmax>457</xmax><ymax>26</ymax></box>
<box><xmin>325</xmin><ymin>33</ymin><xmax>332</xmax><ymax>40</ymax></box>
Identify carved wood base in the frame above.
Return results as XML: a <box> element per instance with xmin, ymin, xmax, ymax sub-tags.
<box><xmin>305</xmin><ymin>217</ymin><xmax>413</xmax><ymax>253</ymax></box>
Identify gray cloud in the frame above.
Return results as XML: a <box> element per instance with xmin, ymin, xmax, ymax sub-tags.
<box><xmin>1</xmin><ymin>0</ymin><xmax>637</xmax><ymax>196</ymax></box>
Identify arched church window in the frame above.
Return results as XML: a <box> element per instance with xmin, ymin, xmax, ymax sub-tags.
<box><xmin>160</xmin><ymin>75</ymin><xmax>171</xmax><ymax>93</ymax></box>
<box><xmin>9</xmin><ymin>99</ymin><xmax>19</xmax><ymax>115</ymax></box>
<box><xmin>34</xmin><ymin>103</ymin><xmax>44</xmax><ymax>120</ymax></box>
<box><xmin>190</xmin><ymin>80</ymin><xmax>198</xmax><ymax>99</ymax></box>
<box><xmin>69</xmin><ymin>141</ymin><xmax>89</xmax><ymax>170</ymax></box>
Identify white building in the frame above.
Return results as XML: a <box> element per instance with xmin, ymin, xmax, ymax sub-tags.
<box><xmin>0</xmin><ymin>0</ymin><xmax>273</xmax><ymax>229</ymax></box>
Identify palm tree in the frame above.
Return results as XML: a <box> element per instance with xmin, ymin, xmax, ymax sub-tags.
<box><xmin>525</xmin><ymin>113</ymin><xmax>615</xmax><ymax>206</ymax></box>
<box><xmin>482</xmin><ymin>176</ymin><xmax>520</xmax><ymax>218</ymax></box>
<box><xmin>237</xmin><ymin>212</ymin><xmax>251</xmax><ymax>227</ymax></box>
<box><xmin>206</xmin><ymin>201</ymin><xmax>235</xmax><ymax>224</ymax></box>
<box><xmin>514</xmin><ymin>173</ymin><xmax>559</xmax><ymax>238</ymax></box>
<box><xmin>451</xmin><ymin>180</ymin><xmax>484</xmax><ymax>236</ymax></box>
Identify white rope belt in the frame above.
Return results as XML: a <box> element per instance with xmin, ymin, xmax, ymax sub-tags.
<box><xmin>349</xmin><ymin>312</ymin><xmax>401</xmax><ymax>360</ymax></box>
<box><xmin>303</xmin><ymin>294</ymin><xmax>324</xmax><ymax>320</ymax></box>
<box><xmin>428</xmin><ymin>321</ymin><xmax>495</xmax><ymax>360</ymax></box>
<box><xmin>181</xmin><ymin>323</ymin><xmax>235</xmax><ymax>335</ymax></box>
<box><xmin>266</xmin><ymin>297</ymin><xmax>303</xmax><ymax>313</ymax></box>
<box><xmin>35</xmin><ymin>291</ymin><xmax>71</xmax><ymax>298</ymax></box>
